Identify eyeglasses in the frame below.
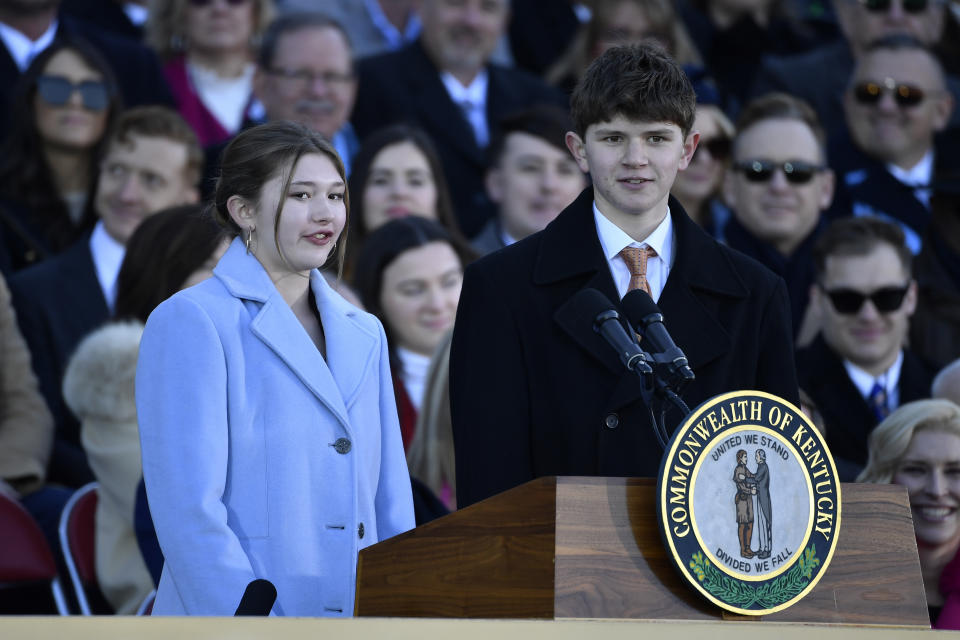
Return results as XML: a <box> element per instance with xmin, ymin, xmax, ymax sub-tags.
<box><xmin>35</xmin><ymin>75</ymin><xmax>109</xmax><ymax>111</ymax></box>
<box><xmin>692</xmin><ymin>137</ymin><xmax>731</xmax><ymax>161</ymax></box>
<box><xmin>266</xmin><ymin>67</ymin><xmax>355</xmax><ymax>87</ymax></box>
<box><xmin>857</xmin><ymin>0</ymin><xmax>934</xmax><ymax>13</ymax></box>
<box><xmin>732</xmin><ymin>160</ymin><xmax>824</xmax><ymax>184</ymax></box>
<box><xmin>820</xmin><ymin>284</ymin><xmax>910</xmax><ymax>314</ymax></box>
<box><xmin>187</xmin><ymin>0</ymin><xmax>248</xmax><ymax>6</ymax></box>
<box><xmin>853</xmin><ymin>78</ymin><xmax>927</xmax><ymax>107</ymax></box>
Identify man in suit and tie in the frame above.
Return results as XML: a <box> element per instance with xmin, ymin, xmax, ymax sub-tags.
<box><xmin>797</xmin><ymin>217</ymin><xmax>933</xmax><ymax>481</ymax></box>
<box><xmin>450</xmin><ymin>43</ymin><xmax>799</xmax><ymax>508</ymax></box>
<box><xmin>830</xmin><ymin>36</ymin><xmax>956</xmax><ymax>255</ymax></box>
<box><xmin>9</xmin><ymin>106</ymin><xmax>201</xmax><ymax>487</ymax></box>
<box><xmin>350</xmin><ymin>0</ymin><xmax>566</xmax><ymax>238</ymax></box>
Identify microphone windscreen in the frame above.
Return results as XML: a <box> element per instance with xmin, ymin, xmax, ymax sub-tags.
<box><xmin>569</xmin><ymin>287</ymin><xmax>617</xmax><ymax>320</ymax></box>
<box><xmin>234</xmin><ymin>578</ymin><xmax>277</xmax><ymax>616</ymax></box>
<box><xmin>621</xmin><ymin>288</ymin><xmax>660</xmax><ymax>323</ymax></box>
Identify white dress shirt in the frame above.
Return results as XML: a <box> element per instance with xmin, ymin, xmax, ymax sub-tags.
<box><xmin>593</xmin><ymin>203</ymin><xmax>674</xmax><ymax>302</ymax></box>
<box><xmin>887</xmin><ymin>150</ymin><xmax>934</xmax><ymax>209</ymax></box>
<box><xmin>90</xmin><ymin>221</ymin><xmax>126</xmax><ymax>313</ymax></box>
<box><xmin>440</xmin><ymin>69</ymin><xmax>490</xmax><ymax>147</ymax></box>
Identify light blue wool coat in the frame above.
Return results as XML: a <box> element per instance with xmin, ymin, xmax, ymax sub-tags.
<box><xmin>136</xmin><ymin>238</ymin><xmax>415</xmax><ymax>615</ymax></box>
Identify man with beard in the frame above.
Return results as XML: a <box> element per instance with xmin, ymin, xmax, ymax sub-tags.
<box><xmin>0</xmin><ymin>0</ymin><xmax>171</xmax><ymax>142</ymax></box>
<box><xmin>351</xmin><ymin>0</ymin><xmax>566</xmax><ymax>238</ymax></box>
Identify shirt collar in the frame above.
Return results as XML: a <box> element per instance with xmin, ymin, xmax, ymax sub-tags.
<box><xmin>89</xmin><ymin>220</ymin><xmax>127</xmax><ymax>312</ymax></box>
<box><xmin>0</xmin><ymin>18</ymin><xmax>58</xmax><ymax>71</ymax></box>
<box><xmin>844</xmin><ymin>350</ymin><xmax>904</xmax><ymax>399</ymax></box>
<box><xmin>593</xmin><ymin>201</ymin><xmax>673</xmax><ymax>266</ymax></box>
<box><xmin>364</xmin><ymin>0</ymin><xmax>421</xmax><ymax>49</ymax></box>
<box><xmin>440</xmin><ymin>69</ymin><xmax>488</xmax><ymax>104</ymax></box>
<box><xmin>887</xmin><ymin>150</ymin><xmax>934</xmax><ymax>187</ymax></box>
<box><xmin>123</xmin><ymin>3</ymin><xmax>149</xmax><ymax>26</ymax></box>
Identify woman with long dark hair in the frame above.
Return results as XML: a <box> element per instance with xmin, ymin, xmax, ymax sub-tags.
<box><xmin>0</xmin><ymin>38</ymin><xmax>121</xmax><ymax>274</ymax></box>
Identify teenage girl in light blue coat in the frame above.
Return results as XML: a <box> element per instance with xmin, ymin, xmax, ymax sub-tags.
<box><xmin>136</xmin><ymin>121</ymin><xmax>415</xmax><ymax>615</ymax></box>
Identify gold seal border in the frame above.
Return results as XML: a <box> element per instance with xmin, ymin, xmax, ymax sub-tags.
<box><xmin>658</xmin><ymin>389</ymin><xmax>843</xmax><ymax>616</ymax></box>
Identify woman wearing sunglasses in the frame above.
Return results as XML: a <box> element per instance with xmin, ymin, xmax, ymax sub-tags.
<box><xmin>670</xmin><ymin>95</ymin><xmax>734</xmax><ymax>240</ymax></box>
<box><xmin>147</xmin><ymin>0</ymin><xmax>274</xmax><ymax>147</ymax></box>
<box><xmin>0</xmin><ymin>38</ymin><xmax>121</xmax><ymax>275</ymax></box>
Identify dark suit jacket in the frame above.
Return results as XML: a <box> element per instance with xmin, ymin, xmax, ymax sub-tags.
<box><xmin>0</xmin><ymin>15</ymin><xmax>172</xmax><ymax>143</ymax></box>
<box><xmin>8</xmin><ymin>234</ymin><xmax>109</xmax><ymax>487</ymax></box>
<box><xmin>351</xmin><ymin>38</ymin><xmax>566</xmax><ymax>238</ymax></box>
<box><xmin>450</xmin><ymin>188</ymin><xmax>799</xmax><ymax>507</ymax></box>
<box><xmin>723</xmin><ymin>214</ymin><xmax>821</xmax><ymax>339</ymax></box>
<box><xmin>796</xmin><ymin>336</ymin><xmax>932</xmax><ymax>480</ymax></box>
<box><xmin>828</xmin><ymin>133</ymin><xmax>941</xmax><ymax>254</ymax></box>
<box><xmin>61</xmin><ymin>0</ymin><xmax>144</xmax><ymax>42</ymax></box>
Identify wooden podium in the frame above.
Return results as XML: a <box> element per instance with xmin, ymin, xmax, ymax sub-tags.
<box><xmin>355</xmin><ymin>477</ymin><xmax>928</xmax><ymax>626</ymax></box>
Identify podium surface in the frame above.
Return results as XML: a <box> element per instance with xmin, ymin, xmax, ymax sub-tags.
<box><xmin>356</xmin><ymin>477</ymin><xmax>928</xmax><ymax>626</ymax></box>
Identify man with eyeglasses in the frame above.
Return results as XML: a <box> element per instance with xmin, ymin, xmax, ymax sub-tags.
<box><xmin>797</xmin><ymin>217</ymin><xmax>932</xmax><ymax>481</ymax></box>
<box><xmin>722</xmin><ymin>93</ymin><xmax>836</xmax><ymax>345</ymax></box>
<box><xmin>751</xmin><ymin>0</ymin><xmax>959</xmax><ymax>139</ymax></box>
<box><xmin>201</xmin><ymin>13</ymin><xmax>360</xmax><ymax>192</ymax></box>
<box><xmin>832</xmin><ymin>35</ymin><xmax>956</xmax><ymax>254</ymax></box>
<box><xmin>252</xmin><ymin>13</ymin><xmax>358</xmax><ymax>172</ymax></box>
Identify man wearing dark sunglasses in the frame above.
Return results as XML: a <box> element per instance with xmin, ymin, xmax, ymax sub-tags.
<box><xmin>832</xmin><ymin>36</ymin><xmax>955</xmax><ymax>254</ymax></box>
<box><xmin>797</xmin><ymin>217</ymin><xmax>933</xmax><ymax>481</ymax></box>
<box><xmin>723</xmin><ymin>93</ymin><xmax>835</xmax><ymax>344</ymax></box>
<box><xmin>751</xmin><ymin>0</ymin><xmax>958</xmax><ymax>141</ymax></box>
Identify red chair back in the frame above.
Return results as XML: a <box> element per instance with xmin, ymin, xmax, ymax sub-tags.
<box><xmin>0</xmin><ymin>494</ymin><xmax>57</xmax><ymax>582</ymax></box>
<box><xmin>66</xmin><ymin>488</ymin><xmax>98</xmax><ymax>585</ymax></box>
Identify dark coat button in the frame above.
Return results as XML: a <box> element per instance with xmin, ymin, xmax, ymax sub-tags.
<box><xmin>358</xmin><ymin>522</ymin><xmax>365</xmax><ymax>539</ymax></box>
<box><xmin>332</xmin><ymin>438</ymin><xmax>351</xmax><ymax>454</ymax></box>
<box><xmin>604</xmin><ymin>413</ymin><xmax>620</xmax><ymax>429</ymax></box>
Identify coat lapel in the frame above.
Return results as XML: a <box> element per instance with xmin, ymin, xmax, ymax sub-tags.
<box><xmin>213</xmin><ymin>240</ymin><xmax>375</xmax><ymax>433</ymax></box>
<box><xmin>542</xmin><ymin>191</ymin><xmax>749</xmax><ymax>414</ymax></box>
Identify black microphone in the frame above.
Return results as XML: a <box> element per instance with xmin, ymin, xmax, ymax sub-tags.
<box><xmin>621</xmin><ymin>289</ymin><xmax>695</xmax><ymax>384</ymax></box>
<box><xmin>571</xmin><ymin>288</ymin><xmax>652</xmax><ymax>374</ymax></box>
<box><xmin>234</xmin><ymin>579</ymin><xmax>277</xmax><ymax>616</ymax></box>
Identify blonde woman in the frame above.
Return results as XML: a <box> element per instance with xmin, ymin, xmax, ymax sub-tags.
<box><xmin>147</xmin><ymin>0</ymin><xmax>274</xmax><ymax>146</ymax></box>
<box><xmin>859</xmin><ymin>399</ymin><xmax>960</xmax><ymax>630</ymax></box>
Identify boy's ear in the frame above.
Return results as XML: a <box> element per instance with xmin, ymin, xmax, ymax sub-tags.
<box><xmin>565</xmin><ymin>131</ymin><xmax>589</xmax><ymax>174</ymax></box>
<box><xmin>678</xmin><ymin>131</ymin><xmax>700</xmax><ymax>171</ymax></box>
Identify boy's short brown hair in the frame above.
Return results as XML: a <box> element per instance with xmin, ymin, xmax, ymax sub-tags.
<box><xmin>569</xmin><ymin>42</ymin><xmax>695</xmax><ymax>138</ymax></box>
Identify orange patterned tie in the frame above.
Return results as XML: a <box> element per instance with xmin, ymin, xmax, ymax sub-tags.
<box><xmin>619</xmin><ymin>246</ymin><xmax>657</xmax><ymax>295</ymax></box>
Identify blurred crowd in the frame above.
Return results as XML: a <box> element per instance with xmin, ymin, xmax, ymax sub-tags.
<box><xmin>0</xmin><ymin>0</ymin><xmax>959</xmax><ymax>623</ymax></box>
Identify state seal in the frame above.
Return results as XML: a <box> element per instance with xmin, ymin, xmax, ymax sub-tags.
<box><xmin>656</xmin><ymin>390</ymin><xmax>841</xmax><ymax>615</ymax></box>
